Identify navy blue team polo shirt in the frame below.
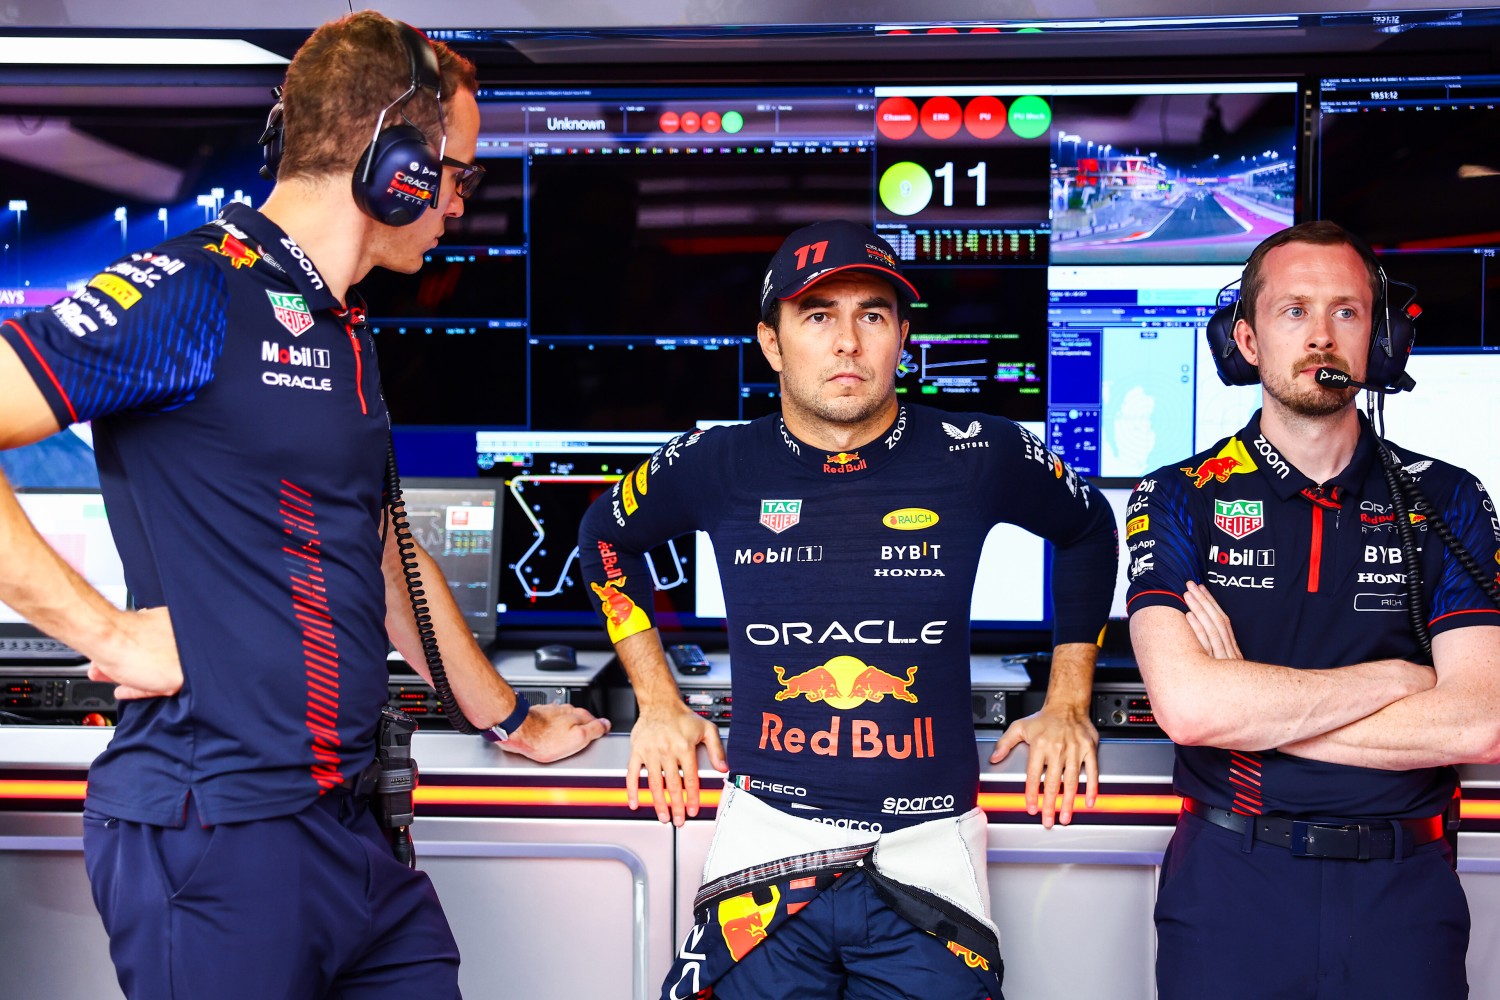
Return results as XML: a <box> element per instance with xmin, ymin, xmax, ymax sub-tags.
<box><xmin>578</xmin><ymin>405</ymin><xmax>1118</xmax><ymax>831</ymax></box>
<box><xmin>1126</xmin><ymin>409</ymin><xmax>1500</xmax><ymax>821</ymax></box>
<box><xmin>1</xmin><ymin>204</ymin><xmax>392</xmax><ymax>827</ymax></box>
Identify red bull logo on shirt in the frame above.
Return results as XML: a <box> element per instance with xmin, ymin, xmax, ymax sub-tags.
<box><xmin>204</xmin><ymin>233</ymin><xmax>260</xmax><ymax>270</ymax></box>
<box><xmin>759</xmin><ymin>713</ymin><xmax>936</xmax><ymax>760</ymax></box>
<box><xmin>773</xmin><ymin>656</ymin><xmax>918</xmax><ymax>709</ymax></box>
<box><xmin>762</xmin><ymin>656</ymin><xmax>933</xmax><ymax>760</ymax></box>
<box><xmin>1181</xmin><ymin>439</ymin><xmax>1258</xmax><ymax>488</ymax></box>
<box><xmin>824</xmin><ymin>451</ymin><xmax>867</xmax><ymax>474</ymax></box>
<box><xmin>589</xmin><ymin>577</ymin><xmax>651</xmax><ymax>643</ymax></box>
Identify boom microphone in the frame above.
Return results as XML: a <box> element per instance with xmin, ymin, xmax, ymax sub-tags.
<box><xmin>1315</xmin><ymin>366</ymin><xmax>1416</xmax><ymax>394</ymax></box>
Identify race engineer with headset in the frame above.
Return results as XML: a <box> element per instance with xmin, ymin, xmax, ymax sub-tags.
<box><xmin>578</xmin><ymin>221</ymin><xmax>1118</xmax><ymax>999</ymax></box>
<box><xmin>1126</xmin><ymin>221</ymin><xmax>1500</xmax><ymax>1000</ymax></box>
<box><xmin>0</xmin><ymin>13</ymin><xmax>606</xmax><ymax>999</ymax></box>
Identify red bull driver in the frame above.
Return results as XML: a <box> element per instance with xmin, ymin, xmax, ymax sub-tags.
<box><xmin>578</xmin><ymin>221</ymin><xmax>1118</xmax><ymax>999</ymax></box>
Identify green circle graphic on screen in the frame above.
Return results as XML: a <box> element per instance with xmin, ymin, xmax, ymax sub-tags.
<box><xmin>879</xmin><ymin>161</ymin><xmax>933</xmax><ymax>216</ymax></box>
<box><xmin>722</xmin><ymin>111</ymin><xmax>744</xmax><ymax>134</ymax></box>
<box><xmin>1008</xmin><ymin>96</ymin><xmax>1052</xmax><ymax>139</ymax></box>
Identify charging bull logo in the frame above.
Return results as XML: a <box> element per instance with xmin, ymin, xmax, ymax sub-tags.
<box><xmin>589</xmin><ymin>578</ymin><xmax>651</xmax><ymax>643</ymax></box>
<box><xmin>204</xmin><ymin>233</ymin><xmax>260</xmax><ymax>269</ymax></box>
<box><xmin>773</xmin><ymin>656</ymin><xmax>918</xmax><ymax>709</ymax></box>
<box><xmin>718</xmin><ymin>886</ymin><xmax>781</xmax><ymax>962</ymax></box>
<box><xmin>947</xmin><ymin>941</ymin><xmax>991</xmax><ymax>971</ymax></box>
<box><xmin>1181</xmin><ymin>439</ymin><xmax>1257</xmax><ymax>488</ymax></box>
<box><xmin>823</xmin><ymin>451</ymin><xmax>867</xmax><ymax>474</ymax></box>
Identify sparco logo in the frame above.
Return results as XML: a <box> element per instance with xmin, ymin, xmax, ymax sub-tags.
<box><xmin>261</xmin><ymin>341</ymin><xmax>330</xmax><ymax>368</ymax></box>
<box><xmin>812</xmin><ymin>816</ymin><xmax>883</xmax><ymax>832</ymax></box>
<box><xmin>1252</xmin><ymin>433</ymin><xmax>1291</xmax><ymax>479</ymax></box>
<box><xmin>881</xmin><ymin>794</ymin><xmax>955</xmax><ymax>816</ymax></box>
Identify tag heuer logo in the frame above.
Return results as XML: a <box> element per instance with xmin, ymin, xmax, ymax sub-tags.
<box><xmin>267</xmin><ymin>291</ymin><xmax>314</xmax><ymax>337</ymax></box>
<box><xmin>760</xmin><ymin>499</ymin><xmax>802</xmax><ymax>534</ymax></box>
<box><xmin>1214</xmin><ymin>499</ymin><xmax>1265</xmax><ymax>540</ymax></box>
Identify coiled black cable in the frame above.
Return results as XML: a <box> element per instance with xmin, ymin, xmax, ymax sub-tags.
<box><xmin>1368</xmin><ymin>393</ymin><xmax>1500</xmax><ymax>659</ymax></box>
<box><xmin>383</xmin><ymin>438</ymin><xmax>478</xmax><ymax>735</ymax></box>
<box><xmin>1375</xmin><ymin>443</ymin><xmax>1432</xmax><ymax>658</ymax></box>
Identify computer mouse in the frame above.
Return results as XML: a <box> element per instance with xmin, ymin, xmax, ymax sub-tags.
<box><xmin>534</xmin><ymin>643</ymin><xmax>577</xmax><ymax>671</ymax></box>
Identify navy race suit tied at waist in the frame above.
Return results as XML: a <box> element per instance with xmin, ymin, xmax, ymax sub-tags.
<box><xmin>579</xmin><ymin>405</ymin><xmax>1118</xmax><ymax>831</ymax></box>
<box><xmin>1</xmin><ymin>204</ymin><xmax>391</xmax><ymax>827</ymax></box>
<box><xmin>1125</xmin><ymin>409</ymin><xmax>1500</xmax><ymax>821</ymax></box>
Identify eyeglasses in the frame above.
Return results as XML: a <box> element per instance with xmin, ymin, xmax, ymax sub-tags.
<box><xmin>441</xmin><ymin>155</ymin><xmax>486</xmax><ymax>199</ymax></box>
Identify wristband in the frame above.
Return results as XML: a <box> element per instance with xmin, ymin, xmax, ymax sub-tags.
<box><xmin>480</xmin><ymin>693</ymin><xmax>531</xmax><ymax>743</ymax></box>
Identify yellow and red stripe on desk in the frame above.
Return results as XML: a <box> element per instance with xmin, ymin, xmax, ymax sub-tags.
<box><xmin>5</xmin><ymin>779</ymin><xmax>1500</xmax><ymax>822</ymax></box>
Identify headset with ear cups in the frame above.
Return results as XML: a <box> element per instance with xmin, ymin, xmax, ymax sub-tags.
<box><xmin>257</xmin><ymin>20</ymin><xmax>446</xmax><ymax>227</ymax></box>
<box><xmin>1204</xmin><ymin>240</ymin><xmax>1418</xmax><ymax>389</ymax></box>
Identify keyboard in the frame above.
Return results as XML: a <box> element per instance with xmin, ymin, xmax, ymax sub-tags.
<box><xmin>0</xmin><ymin>637</ymin><xmax>87</xmax><ymax>663</ymax></box>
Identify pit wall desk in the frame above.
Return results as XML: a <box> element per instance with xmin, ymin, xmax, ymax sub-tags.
<box><xmin>4</xmin><ymin>730</ymin><xmax>1500</xmax><ymax>999</ymax></box>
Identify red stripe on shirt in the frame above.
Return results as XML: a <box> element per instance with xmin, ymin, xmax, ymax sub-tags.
<box><xmin>1307</xmin><ymin>506</ymin><xmax>1323</xmax><ymax>592</ymax></box>
<box><xmin>2</xmin><ymin>319</ymin><xmax>79</xmax><ymax>425</ymax></box>
<box><xmin>1127</xmin><ymin>590</ymin><xmax>1187</xmax><ymax>610</ymax></box>
<box><xmin>1430</xmin><ymin>608</ymin><xmax>1500</xmax><ymax>627</ymax></box>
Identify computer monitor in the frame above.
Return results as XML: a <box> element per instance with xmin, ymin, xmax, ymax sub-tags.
<box><xmin>396</xmin><ymin>479</ymin><xmax>503</xmax><ymax>645</ymax></box>
<box><xmin>1318</xmin><ymin>74</ymin><xmax>1500</xmax><ymax>355</ymax></box>
<box><xmin>1046</xmin><ymin>264</ymin><xmax>1263</xmax><ymax>479</ymax></box>
<box><xmin>361</xmin><ymin>79</ymin><xmax>1298</xmax><ymax>455</ymax></box>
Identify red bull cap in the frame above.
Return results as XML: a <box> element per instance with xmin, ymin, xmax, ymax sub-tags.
<box><xmin>760</xmin><ymin>220</ymin><xmax>920</xmax><ymax>318</ymax></box>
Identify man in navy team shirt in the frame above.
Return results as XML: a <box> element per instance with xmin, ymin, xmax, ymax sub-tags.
<box><xmin>0</xmin><ymin>12</ymin><xmax>606</xmax><ymax>999</ymax></box>
<box><xmin>579</xmin><ymin>220</ymin><xmax>1118</xmax><ymax>998</ymax></box>
<box><xmin>1127</xmin><ymin>220</ymin><xmax>1500</xmax><ymax>999</ymax></box>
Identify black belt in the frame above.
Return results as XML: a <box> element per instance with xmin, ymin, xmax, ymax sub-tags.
<box><xmin>324</xmin><ymin>767</ymin><xmax>384</xmax><ymax>803</ymax></box>
<box><xmin>1182</xmin><ymin>797</ymin><xmax>1444</xmax><ymax>860</ymax></box>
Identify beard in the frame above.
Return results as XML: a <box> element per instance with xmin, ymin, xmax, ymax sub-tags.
<box><xmin>782</xmin><ymin>362</ymin><xmax>895</xmax><ymax>426</ymax></box>
<box><xmin>1260</xmin><ymin>351</ymin><xmax>1359</xmax><ymax>417</ymax></box>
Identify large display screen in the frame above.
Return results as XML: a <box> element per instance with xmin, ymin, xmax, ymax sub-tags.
<box><xmin>0</xmin><ymin>78</ymin><xmax>1301</xmax><ymax>635</ymax></box>
<box><xmin>1318</xmin><ymin>74</ymin><xmax>1500</xmax><ymax>497</ymax></box>
<box><xmin>368</xmin><ymin>80</ymin><xmax>1297</xmax><ymax>632</ymax></box>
